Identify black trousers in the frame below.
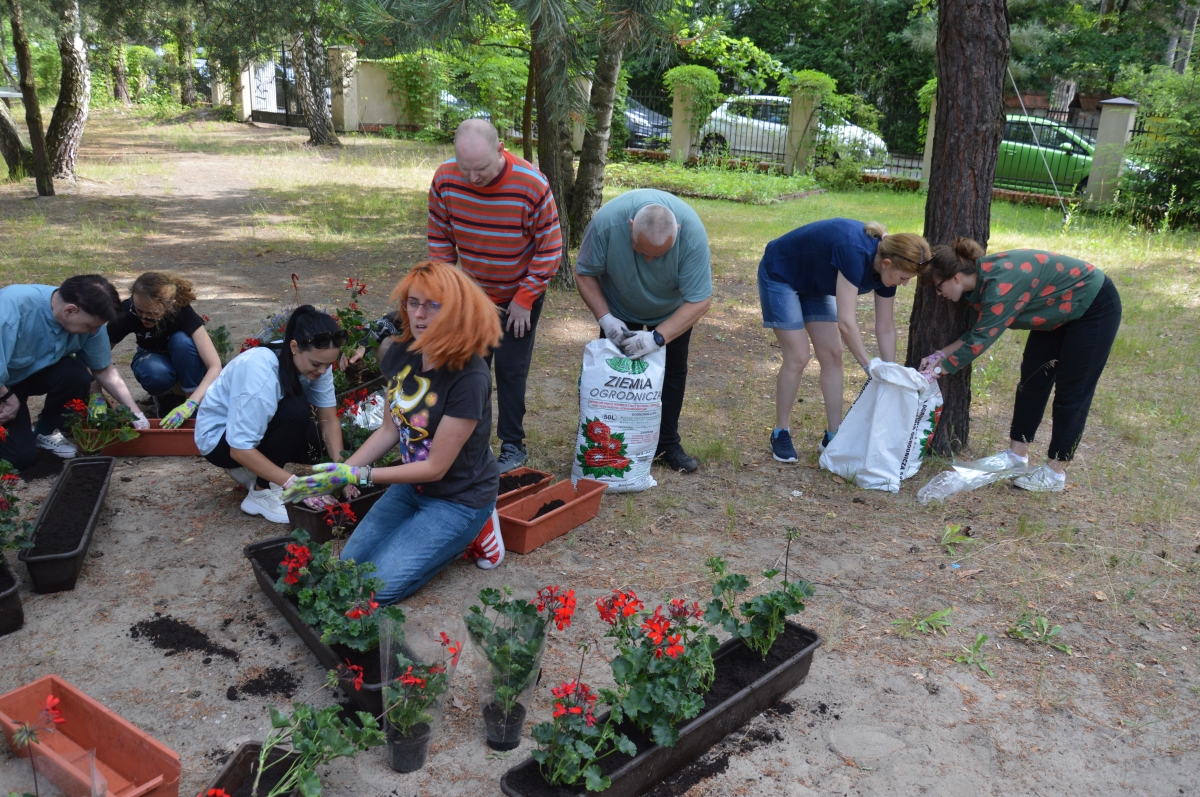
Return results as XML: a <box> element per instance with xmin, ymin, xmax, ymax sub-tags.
<box><xmin>485</xmin><ymin>295</ymin><xmax>544</xmax><ymax>447</ymax></box>
<box><xmin>0</xmin><ymin>357</ymin><xmax>94</xmax><ymax>469</ymax></box>
<box><xmin>612</xmin><ymin>321</ymin><xmax>694</xmax><ymax>454</ymax></box>
<box><xmin>1010</xmin><ymin>276</ymin><xmax>1122</xmax><ymax>462</ymax></box>
<box><xmin>203</xmin><ymin>394</ymin><xmax>324</xmax><ymax>488</ymax></box>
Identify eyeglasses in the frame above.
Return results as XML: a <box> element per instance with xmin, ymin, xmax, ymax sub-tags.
<box><xmin>406</xmin><ymin>298</ymin><xmax>441</xmax><ymax>314</ymax></box>
<box><xmin>933</xmin><ymin>278</ymin><xmax>949</xmax><ymax>297</ymax></box>
<box><xmin>129</xmin><ymin>304</ymin><xmax>163</xmax><ymax>323</ymax></box>
<box><xmin>300</xmin><ymin>329</ymin><xmax>348</xmax><ymax>349</ymax></box>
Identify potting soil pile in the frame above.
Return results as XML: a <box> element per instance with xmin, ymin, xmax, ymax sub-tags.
<box><xmin>570</xmin><ymin>338</ymin><xmax>665</xmax><ymax>493</ymax></box>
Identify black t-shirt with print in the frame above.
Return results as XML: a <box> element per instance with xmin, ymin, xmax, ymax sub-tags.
<box><xmin>107</xmin><ymin>299</ymin><xmax>205</xmax><ymax>355</ymax></box>
<box><xmin>380</xmin><ymin>339</ymin><xmax>499</xmax><ymax>509</ymax></box>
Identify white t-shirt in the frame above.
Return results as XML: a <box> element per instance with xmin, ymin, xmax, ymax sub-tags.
<box><xmin>194</xmin><ymin>347</ymin><xmax>335</xmax><ymax>455</ymax></box>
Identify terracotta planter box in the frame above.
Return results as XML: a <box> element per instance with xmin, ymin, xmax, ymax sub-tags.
<box><xmin>0</xmin><ymin>557</ymin><xmax>23</xmax><ymax>637</ymax></box>
<box><xmin>102</xmin><ymin>420</ymin><xmax>199</xmax><ymax>457</ymax></box>
<box><xmin>496</xmin><ymin>467</ymin><xmax>554</xmax><ymax>510</ymax></box>
<box><xmin>0</xmin><ymin>674</ymin><xmax>181</xmax><ymax>797</ymax></box>
<box><xmin>501</xmin><ymin>622</ymin><xmax>822</xmax><ymax>797</ymax></box>
<box><xmin>19</xmin><ymin>456</ymin><xmax>114</xmax><ymax>594</ymax></box>
<box><xmin>498</xmin><ymin>479</ymin><xmax>607</xmax><ymax>555</ymax></box>
<box><xmin>284</xmin><ymin>485</ymin><xmax>387</xmax><ymax>543</ymax></box>
<box><xmin>244</xmin><ymin>538</ymin><xmax>383</xmax><ymax>716</ymax></box>
<box><xmin>203</xmin><ymin>740</ymin><xmax>299</xmax><ymax>797</ymax></box>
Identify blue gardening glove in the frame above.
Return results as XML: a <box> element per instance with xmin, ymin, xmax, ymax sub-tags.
<box><xmin>160</xmin><ymin>399</ymin><xmax>198</xmax><ymax>429</ymax></box>
<box><xmin>87</xmin><ymin>394</ymin><xmax>107</xmax><ymax>419</ymax></box>
<box><xmin>618</xmin><ymin>330</ymin><xmax>661</xmax><ymax>360</ymax></box>
<box><xmin>280</xmin><ymin>462</ymin><xmax>364</xmax><ymax>502</ymax></box>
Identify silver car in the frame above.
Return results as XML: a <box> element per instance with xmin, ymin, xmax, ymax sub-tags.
<box><xmin>698</xmin><ymin>95</ymin><xmax>887</xmax><ymax>163</ymax></box>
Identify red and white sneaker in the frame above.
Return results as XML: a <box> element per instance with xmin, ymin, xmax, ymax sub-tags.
<box><xmin>464</xmin><ymin>509</ymin><xmax>504</xmax><ymax>569</ymax></box>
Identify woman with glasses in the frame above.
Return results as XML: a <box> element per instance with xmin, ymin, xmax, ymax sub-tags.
<box><xmin>194</xmin><ymin>305</ymin><xmax>346</xmax><ymax>523</ymax></box>
<box><xmin>105</xmin><ymin>272</ymin><xmax>223</xmax><ymax>426</ymax></box>
<box><xmin>757</xmin><ymin>219</ymin><xmax>930</xmax><ymax>461</ymax></box>
<box><xmin>916</xmin><ymin>239</ymin><xmax>1121</xmax><ymax>492</ymax></box>
<box><xmin>282</xmin><ymin>261</ymin><xmax>504</xmax><ymax>604</ymax></box>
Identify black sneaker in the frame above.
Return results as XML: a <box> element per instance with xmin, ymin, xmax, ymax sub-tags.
<box><xmin>496</xmin><ymin>442</ymin><xmax>529</xmax><ymax>473</ymax></box>
<box><xmin>655</xmin><ymin>447</ymin><xmax>699</xmax><ymax>473</ymax></box>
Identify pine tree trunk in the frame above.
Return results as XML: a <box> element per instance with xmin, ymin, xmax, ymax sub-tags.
<box><xmin>111</xmin><ymin>41</ymin><xmax>131</xmax><ymax>105</ymax></box>
<box><xmin>569</xmin><ymin>33</ymin><xmax>624</xmax><ymax>239</ymax></box>
<box><xmin>521</xmin><ymin>50</ymin><xmax>535</xmax><ymax>163</ymax></box>
<box><xmin>176</xmin><ymin>17</ymin><xmax>196</xmax><ymax>107</ymax></box>
<box><xmin>45</xmin><ymin>0</ymin><xmax>88</xmax><ymax>181</ymax></box>
<box><xmin>904</xmin><ymin>0</ymin><xmax>1009</xmax><ymax>455</ymax></box>
<box><xmin>0</xmin><ymin>97</ymin><xmax>33</xmax><ymax>177</ymax></box>
<box><xmin>533</xmin><ymin>38</ymin><xmax>574</xmax><ymax>285</ymax></box>
<box><xmin>289</xmin><ymin>32</ymin><xmax>339</xmax><ymax>147</ymax></box>
<box><xmin>6</xmin><ymin>0</ymin><xmax>52</xmax><ymax>195</ymax></box>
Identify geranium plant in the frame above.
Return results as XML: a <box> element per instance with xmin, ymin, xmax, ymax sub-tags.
<box><xmin>322</xmin><ymin>501</ymin><xmax>356</xmax><ymax>558</ymax></box>
<box><xmin>596</xmin><ymin>589</ymin><xmax>718</xmax><ymax>747</ymax></box>
<box><xmin>274</xmin><ymin>529</ymin><xmax>405</xmax><ymax>652</ymax></box>
<box><xmin>577</xmin><ymin>418</ymin><xmax>631</xmax><ymax>478</ymax></box>
<box><xmin>382</xmin><ymin>631</ymin><xmax>461</xmax><ymax>738</ymax></box>
<box><xmin>336</xmin><ymin>388</ymin><xmax>377</xmax><ymax>454</ymax></box>
<box><xmin>464</xmin><ymin>585</ymin><xmax>576</xmax><ymax>730</ymax></box>
<box><xmin>62</xmin><ymin>398</ymin><xmax>138</xmax><ymax>453</ymax></box>
<box><xmin>11</xmin><ymin>694</ymin><xmax>65</xmax><ymax>797</ymax></box>
<box><xmin>530</xmin><ymin>647</ymin><xmax>635</xmax><ymax>792</ymax></box>
<box><xmin>0</xmin><ymin>460</ymin><xmax>31</xmax><ymax>555</ymax></box>
<box><xmin>704</xmin><ymin>530</ymin><xmax>814</xmax><ymax>659</ymax></box>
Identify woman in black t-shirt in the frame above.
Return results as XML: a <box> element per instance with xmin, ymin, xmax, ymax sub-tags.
<box><xmin>282</xmin><ymin>260</ymin><xmax>504</xmax><ymax>604</ymax></box>
<box><xmin>106</xmin><ymin>272</ymin><xmax>223</xmax><ymax>427</ymax></box>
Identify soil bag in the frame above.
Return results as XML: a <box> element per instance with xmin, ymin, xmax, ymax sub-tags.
<box><xmin>570</xmin><ymin>338</ymin><xmax>665</xmax><ymax>493</ymax></box>
<box><xmin>819</xmin><ymin>358</ymin><xmax>943</xmax><ymax>493</ymax></box>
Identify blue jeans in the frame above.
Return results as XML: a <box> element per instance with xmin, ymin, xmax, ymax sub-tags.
<box><xmin>758</xmin><ymin>262</ymin><xmax>838</xmax><ymax>330</ymax></box>
<box><xmin>131</xmin><ymin>331</ymin><xmax>207</xmax><ymax>394</ymax></box>
<box><xmin>340</xmin><ymin>484</ymin><xmax>495</xmax><ymax>605</ymax></box>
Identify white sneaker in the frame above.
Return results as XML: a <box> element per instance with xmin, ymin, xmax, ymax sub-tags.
<box><xmin>36</xmin><ymin>431</ymin><xmax>77</xmax><ymax>458</ymax></box>
<box><xmin>241</xmin><ymin>484</ymin><xmax>290</xmax><ymax>523</ymax></box>
<box><xmin>1013</xmin><ymin>464</ymin><xmax>1066</xmax><ymax>493</ymax></box>
<box><xmin>226</xmin><ymin>467</ymin><xmax>257</xmax><ymax>489</ymax></box>
<box><xmin>968</xmin><ymin>449</ymin><xmax>1029</xmax><ymax>473</ymax></box>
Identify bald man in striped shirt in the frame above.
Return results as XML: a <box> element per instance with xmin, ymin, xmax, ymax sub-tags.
<box><xmin>427</xmin><ymin>119</ymin><xmax>563</xmax><ymax>472</ymax></box>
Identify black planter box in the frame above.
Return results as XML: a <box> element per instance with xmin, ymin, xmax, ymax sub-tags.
<box><xmin>284</xmin><ymin>485</ymin><xmax>387</xmax><ymax>544</ymax></box>
<box><xmin>19</xmin><ymin>456</ymin><xmax>114</xmax><ymax>594</ymax></box>
<box><xmin>0</xmin><ymin>557</ymin><xmax>24</xmax><ymax>637</ymax></box>
<box><xmin>500</xmin><ymin>622</ymin><xmax>821</xmax><ymax>797</ymax></box>
<box><xmin>335</xmin><ymin>373</ymin><xmax>386</xmax><ymax>402</ymax></box>
<box><xmin>204</xmin><ymin>740</ymin><xmax>300</xmax><ymax>796</ymax></box>
<box><xmin>244</xmin><ymin>537</ymin><xmax>383</xmax><ymax>716</ymax></box>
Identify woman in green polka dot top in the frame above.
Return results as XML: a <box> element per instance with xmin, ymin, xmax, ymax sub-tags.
<box><xmin>916</xmin><ymin>237</ymin><xmax>1122</xmax><ymax>492</ymax></box>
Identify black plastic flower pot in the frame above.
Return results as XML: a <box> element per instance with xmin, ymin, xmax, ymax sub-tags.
<box><xmin>485</xmin><ymin>701</ymin><xmax>527</xmax><ymax>751</ymax></box>
<box><xmin>500</xmin><ymin>622</ymin><xmax>822</xmax><ymax>797</ymax></box>
<box><xmin>18</xmin><ymin>456</ymin><xmax>114</xmax><ymax>594</ymax></box>
<box><xmin>204</xmin><ymin>740</ymin><xmax>301</xmax><ymax>797</ymax></box>
<box><xmin>386</xmin><ymin>723</ymin><xmax>432</xmax><ymax>773</ymax></box>
<box><xmin>283</xmin><ymin>485</ymin><xmax>387</xmax><ymax>544</ymax></box>
<box><xmin>0</xmin><ymin>557</ymin><xmax>24</xmax><ymax>637</ymax></box>
<box><xmin>244</xmin><ymin>537</ymin><xmax>383</xmax><ymax>716</ymax></box>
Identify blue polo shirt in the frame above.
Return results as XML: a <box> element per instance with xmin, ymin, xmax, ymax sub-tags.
<box><xmin>194</xmin><ymin>347</ymin><xmax>335</xmax><ymax>455</ymax></box>
<box><xmin>0</xmin><ymin>284</ymin><xmax>112</xmax><ymax>386</ymax></box>
<box><xmin>759</xmin><ymin>218</ymin><xmax>895</xmax><ymax>298</ymax></box>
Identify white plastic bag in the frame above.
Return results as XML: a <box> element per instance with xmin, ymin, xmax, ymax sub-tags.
<box><xmin>570</xmin><ymin>339</ymin><xmax>664</xmax><ymax>493</ymax></box>
<box><xmin>350</xmin><ymin>391</ymin><xmax>386</xmax><ymax>431</ymax></box>
<box><xmin>917</xmin><ymin>456</ymin><xmax>1034</xmax><ymax>504</ymax></box>
<box><xmin>819</xmin><ymin>358</ymin><xmax>943</xmax><ymax>493</ymax></box>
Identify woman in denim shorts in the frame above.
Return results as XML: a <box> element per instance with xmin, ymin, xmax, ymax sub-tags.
<box><xmin>758</xmin><ymin>219</ymin><xmax>930</xmax><ymax>461</ymax></box>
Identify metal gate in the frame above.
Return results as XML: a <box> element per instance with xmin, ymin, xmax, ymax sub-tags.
<box><xmin>250</xmin><ymin>42</ymin><xmax>303</xmax><ymax>127</ymax></box>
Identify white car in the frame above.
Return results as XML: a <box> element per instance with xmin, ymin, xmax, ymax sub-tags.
<box><xmin>698</xmin><ymin>95</ymin><xmax>887</xmax><ymax>163</ymax></box>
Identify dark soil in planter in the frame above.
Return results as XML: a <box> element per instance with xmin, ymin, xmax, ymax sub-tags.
<box><xmin>230</xmin><ymin>667</ymin><xmax>299</xmax><ymax>700</ymax></box>
<box><xmin>17</xmin><ymin>450</ymin><xmax>64</xmax><ymax>482</ymax></box>
<box><xmin>130</xmin><ymin>613</ymin><xmax>240</xmax><ymax>661</ymax></box>
<box><xmin>503</xmin><ymin>627</ymin><xmax>814</xmax><ymax>797</ymax></box>
<box><xmin>484</xmin><ymin>701</ymin><xmax>527</xmax><ymax>751</ymax></box>
<box><xmin>0</xmin><ymin>559</ymin><xmax>22</xmax><ymax>637</ymax></box>
<box><xmin>499</xmin><ymin>471</ymin><xmax>546</xmax><ymax>494</ymax></box>
<box><xmin>27</xmin><ymin>465</ymin><xmax>109</xmax><ymax>555</ymax></box>
<box><xmin>229</xmin><ymin>757</ymin><xmax>295</xmax><ymax>797</ymax></box>
<box><xmin>532</xmin><ymin>499</ymin><xmax>566</xmax><ymax>519</ymax></box>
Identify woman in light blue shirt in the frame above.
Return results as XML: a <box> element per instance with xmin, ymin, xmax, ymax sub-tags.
<box><xmin>194</xmin><ymin>306</ymin><xmax>345</xmax><ymax>523</ymax></box>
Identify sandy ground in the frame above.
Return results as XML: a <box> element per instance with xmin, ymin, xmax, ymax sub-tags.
<box><xmin>0</xmin><ymin>114</ymin><xmax>1196</xmax><ymax>797</ymax></box>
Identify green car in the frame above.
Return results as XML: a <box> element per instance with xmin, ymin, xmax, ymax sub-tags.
<box><xmin>995</xmin><ymin>115</ymin><xmax>1094</xmax><ymax>194</ymax></box>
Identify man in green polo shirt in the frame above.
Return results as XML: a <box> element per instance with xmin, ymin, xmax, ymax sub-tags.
<box><xmin>575</xmin><ymin>188</ymin><xmax>713</xmax><ymax>473</ymax></box>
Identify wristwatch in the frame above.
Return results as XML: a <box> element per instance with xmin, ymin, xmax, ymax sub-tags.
<box><xmin>652</xmin><ymin>330</ymin><xmax>665</xmax><ymax>347</ymax></box>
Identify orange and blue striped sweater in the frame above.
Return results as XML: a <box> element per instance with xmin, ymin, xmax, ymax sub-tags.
<box><xmin>427</xmin><ymin>149</ymin><xmax>563</xmax><ymax>309</ymax></box>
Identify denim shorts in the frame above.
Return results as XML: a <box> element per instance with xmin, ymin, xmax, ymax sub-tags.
<box><xmin>758</xmin><ymin>265</ymin><xmax>838</xmax><ymax>330</ymax></box>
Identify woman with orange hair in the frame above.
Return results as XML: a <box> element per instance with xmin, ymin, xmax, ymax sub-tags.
<box><xmin>282</xmin><ymin>261</ymin><xmax>504</xmax><ymax>604</ymax></box>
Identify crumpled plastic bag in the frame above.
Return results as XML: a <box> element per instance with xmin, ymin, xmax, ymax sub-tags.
<box><xmin>917</xmin><ymin>455</ymin><xmax>1034</xmax><ymax>505</ymax></box>
<box><xmin>350</xmin><ymin>391</ymin><xmax>386</xmax><ymax>431</ymax></box>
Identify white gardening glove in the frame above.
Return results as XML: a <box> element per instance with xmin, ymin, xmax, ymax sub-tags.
<box><xmin>598</xmin><ymin>313</ymin><xmax>633</xmax><ymax>345</ymax></box>
<box><xmin>619</xmin><ymin>330</ymin><xmax>661</xmax><ymax>360</ymax></box>
<box><xmin>132</xmin><ymin>411</ymin><xmax>151</xmax><ymax>431</ymax></box>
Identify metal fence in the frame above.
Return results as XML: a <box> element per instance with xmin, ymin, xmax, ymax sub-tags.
<box><xmin>695</xmin><ymin>96</ymin><xmax>790</xmax><ymax>163</ymax></box>
<box><xmin>621</xmin><ymin>91</ymin><xmax>672</xmax><ymax>151</ymax></box>
<box><xmin>992</xmin><ymin>114</ymin><xmax>1100</xmax><ymax>195</ymax></box>
<box><xmin>250</xmin><ymin>44</ymin><xmax>303</xmax><ymax>127</ymax></box>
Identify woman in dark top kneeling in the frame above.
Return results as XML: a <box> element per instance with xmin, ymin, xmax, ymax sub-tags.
<box><xmin>283</xmin><ymin>260</ymin><xmax>504</xmax><ymax>604</ymax></box>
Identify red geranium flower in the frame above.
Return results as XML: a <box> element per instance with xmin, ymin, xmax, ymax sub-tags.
<box><xmin>324</xmin><ymin>502</ymin><xmax>356</xmax><ymax>528</ymax></box>
<box><xmin>65</xmin><ymin>398</ymin><xmax>89</xmax><ymax>413</ymax></box>
<box><xmin>585</xmin><ymin>419</ymin><xmax>611</xmax><ymax>443</ymax></box>
<box><xmin>342</xmin><ymin>659</ymin><xmax>364</xmax><ymax>691</ymax></box>
<box><xmin>398</xmin><ymin>666</ymin><xmax>426</xmax><ymax>689</ymax></box>
<box><xmin>1</xmin><ymin>473</ymin><xmax>18</xmax><ymax>485</ymax></box>
<box><xmin>668</xmin><ymin>598</ymin><xmax>704</xmax><ymax>621</ymax></box>
<box><xmin>596</xmin><ymin>589</ymin><xmax>643</xmax><ymax>624</ymax></box>
<box><xmin>345</xmin><ymin>591</ymin><xmax>379</xmax><ymax>620</ymax></box>
<box><xmin>203</xmin><ymin>790</ymin><xmax>232</xmax><ymax>797</ymax></box>
<box><xmin>440</xmin><ymin>631</ymin><xmax>462</xmax><ymax>666</ymax></box>
<box><xmin>43</xmin><ymin>695</ymin><xmax>64</xmax><ymax>725</ymax></box>
<box><xmin>0</xmin><ymin>426</ymin><xmax>8</xmax><ymax>441</ymax></box>
<box><xmin>536</xmin><ymin>585</ymin><xmax>577</xmax><ymax>631</ymax></box>
<box><xmin>641</xmin><ymin>608</ymin><xmax>671</xmax><ymax>646</ymax></box>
